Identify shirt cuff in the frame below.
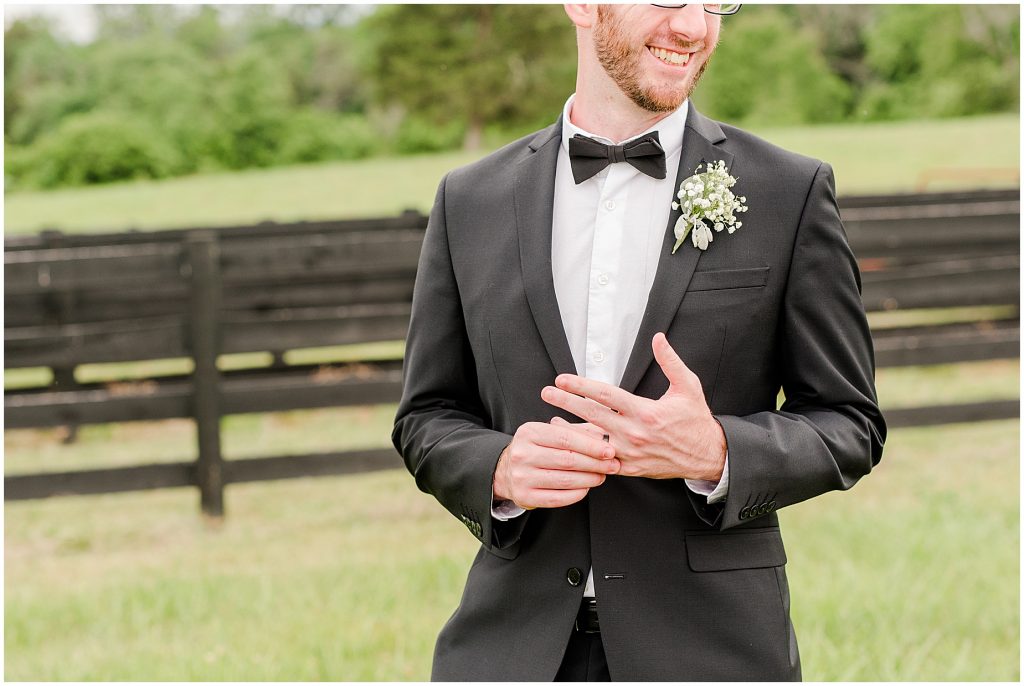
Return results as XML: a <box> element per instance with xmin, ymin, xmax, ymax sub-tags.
<box><xmin>491</xmin><ymin>498</ymin><xmax>527</xmax><ymax>521</ymax></box>
<box><xmin>684</xmin><ymin>451</ymin><xmax>730</xmax><ymax>504</ymax></box>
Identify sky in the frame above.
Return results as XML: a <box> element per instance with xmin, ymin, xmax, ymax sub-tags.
<box><xmin>2</xmin><ymin>3</ymin><xmax>373</xmax><ymax>44</ymax></box>
<box><xmin>4</xmin><ymin>4</ymin><xmax>99</xmax><ymax>43</ymax></box>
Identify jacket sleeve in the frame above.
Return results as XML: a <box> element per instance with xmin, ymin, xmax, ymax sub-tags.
<box><xmin>391</xmin><ymin>173</ymin><xmax>529</xmax><ymax>550</ymax></box>
<box><xmin>688</xmin><ymin>162</ymin><xmax>887</xmax><ymax>530</ymax></box>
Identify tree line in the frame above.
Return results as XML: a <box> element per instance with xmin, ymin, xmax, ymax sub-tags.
<box><xmin>4</xmin><ymin>4</ymin><xmax>1019</xmax><ymax>190</ymax></box>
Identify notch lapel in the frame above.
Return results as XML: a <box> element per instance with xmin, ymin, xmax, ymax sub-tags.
<box><xmin>513</xmin><ymin>118</ymin><xmax>578</xmax><ymax>376</ymax></box>
<box><xmin>618</xmin><ymin>105</ymin><xmax>735</xmax><ymax>394</ymax></box>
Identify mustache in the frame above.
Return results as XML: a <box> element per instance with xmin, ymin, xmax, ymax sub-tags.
<box><xmin>646</xmin><ymin>39</ymin><xmax>705</xmax><ymax>52</ymax></box>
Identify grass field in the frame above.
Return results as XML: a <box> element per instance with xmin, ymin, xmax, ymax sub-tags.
<box><xmin>4</xmin><ymin>113</ymin><xmax>1018</xmax><ymax>235</ymax></box>
<box><xmin>4</xmin><ymin>110</ymin><xmax>1020</xmax><ymax>679</ymax></box>
<box><xmin>4</xmin><ymin>360</ymin><xmax>1020</xmax><ymax>680</ymax></box>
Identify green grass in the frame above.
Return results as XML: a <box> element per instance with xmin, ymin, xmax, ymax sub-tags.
<box><xmin>4</xmin><ymin>113</ymin><xmax>1018</xmax><ymax>235</ymax></box>
<box><xmin>4</xmin><ymin>359</ymin><xmax>1020</xmax><ymax>679</ymax></box>
<box><xmin>5</xmin><ymin>418</ymin><xmax>1018</xmax><ymax>680</ymax></box>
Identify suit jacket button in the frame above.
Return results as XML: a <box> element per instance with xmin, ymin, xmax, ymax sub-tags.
<box><xmin>739</xmin><ymin>507</ymin><xmax>749</xmax><ymax>520</ymax></box>
<box><xmin>566</xmin><ymin>567</ymin><xmax>583</xmax><ymax>587</ymax></box>
<box><xmin>767</xmin><ymin>501</ymin><xmax>777</xmax><ymax>512</ymax></box>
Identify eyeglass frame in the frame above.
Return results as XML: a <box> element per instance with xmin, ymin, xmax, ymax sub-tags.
<box><xmin>650</xmin><ymin>4</ymin><xmax>742</xmax><ymax>15</ymax></box>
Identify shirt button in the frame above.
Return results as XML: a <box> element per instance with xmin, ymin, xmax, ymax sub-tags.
<box><xmin>593</xmin><ymin>351</ymin><xmax>605</xmax><ymax>363</ymax></box>
<box><xmin>597</xmin><ymin>273</ymin><xmax>610</xmax><ymax>286</ymax></box>
<box><xmin>604</xmin><ymin>199</ymin><xmax>616</xmax><ymax>211</ymax></box>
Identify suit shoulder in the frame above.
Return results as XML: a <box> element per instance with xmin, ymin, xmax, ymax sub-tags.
<box><xmin>718</xmin><ymin>122</ymin><xmax>826</xmax><ymax>179</ymax></box>
<box><xmin>443</xmin><ymin>125</ymin><xmax>555</xmax><ymax>197</ymax></box>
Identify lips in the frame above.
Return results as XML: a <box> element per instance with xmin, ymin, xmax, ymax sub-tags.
<box><xmin>647</xmin><ymin>45</ymin><xmax>692</xmax><ymax>66</ymax></box>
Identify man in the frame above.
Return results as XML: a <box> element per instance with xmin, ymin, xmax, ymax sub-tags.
<box><xmin>392</xmin><ymin>4</ymin><xmax>885</xmax><ymax>681</ymax></box>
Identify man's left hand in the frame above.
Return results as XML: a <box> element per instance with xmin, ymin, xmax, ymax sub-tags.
<box><xmin>540</xmin><ymin>332</ymin><xmax>727</xmax><ymax>481</ymax></box>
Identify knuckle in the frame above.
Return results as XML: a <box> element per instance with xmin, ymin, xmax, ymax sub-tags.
<box><xmin>625</xmin><ymin>428</ymin><xmax>647</xmax><ymax>446</ymax></box>
<box><xmin>556</xmin><ymin>471</ymin><xmax>574</xmax><ymax>489</ymax></box>
<box><xmin>638</xmin><ymin>407</ymin><xmax>659</xmax><ymax>427</ymax></box>
<box><xmin>558</xmin><ymin>450</ymin><xmax>575</xmax><ymax>470</ymax></box>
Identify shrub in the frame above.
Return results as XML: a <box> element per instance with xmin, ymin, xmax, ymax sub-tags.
<box><xmin>393</xmin><ymin>116</ymin><xmax>464</xmax><ymax>155</ymax></box>
<box><xmin>278</xmin><ymin>109</ymin><xmax>376</xmax><ymax>164</ymax></box>
<box><xmin>9</xmin><ymin>109</ymin><xmax>183</xmax><ymax>189</ymax></box>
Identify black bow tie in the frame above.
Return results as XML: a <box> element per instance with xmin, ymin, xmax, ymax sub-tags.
<box><xmin>568</xmin><ymin>131</ymin><xmax>667</xmax><ymax>184</ymax></box>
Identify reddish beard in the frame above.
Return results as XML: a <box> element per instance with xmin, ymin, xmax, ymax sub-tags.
<box><xmin>593</xmin><ymin>6</ymin><xmax>714</xmax><ymax>113</ymax></box>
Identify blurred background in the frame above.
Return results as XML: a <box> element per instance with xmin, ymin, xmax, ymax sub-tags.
<box><xmin>4</xmin><ymin>3</ymin><xmax>1020</xmax><ymax>681</ymax></box>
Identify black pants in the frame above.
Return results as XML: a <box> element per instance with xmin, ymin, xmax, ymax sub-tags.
<box><xmin>555</xmin><ymin>626</ymin><xmax>611</xmax><ymax>681</ymax></box>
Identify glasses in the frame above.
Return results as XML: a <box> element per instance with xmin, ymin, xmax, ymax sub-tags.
<box><xmin>651</xmin><ymin>4</ymin><xmax>742</xmax><ymax>15</ymax></box>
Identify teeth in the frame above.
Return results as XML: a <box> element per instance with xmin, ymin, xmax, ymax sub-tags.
<box><xmin>650</xmin><ymin>47</ymin><xmax>690</xmax><ymax>65</ymax></box>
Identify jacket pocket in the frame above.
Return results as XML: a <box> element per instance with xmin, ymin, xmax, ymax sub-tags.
<box><xmin>685</xmin><ymin>526</ymin><xmax>787</xmax><ymax>572</ymax></box>
<box><xmin>688</xmin><ymin>266</ymin><xmax>769</xmax><ymax>292</ymax></box>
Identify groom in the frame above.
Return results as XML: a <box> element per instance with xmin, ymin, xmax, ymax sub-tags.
<box><xmin>393</xmin><ymin>4</ymin><xmax>885</xmax><ymax>681</ymax></box>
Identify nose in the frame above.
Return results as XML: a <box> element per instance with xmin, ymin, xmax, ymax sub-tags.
<box><xmin>665</xmin><ymin>4</ymin><xmax>709</xmax><ymax>43</ymax></box>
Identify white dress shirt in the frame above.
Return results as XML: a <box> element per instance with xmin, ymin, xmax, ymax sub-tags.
<box><xmin>493</xmin><ymin>95</ymin><xmax>729</xmax><ymax>597</ymax></box>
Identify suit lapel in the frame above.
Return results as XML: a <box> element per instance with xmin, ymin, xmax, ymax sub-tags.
<box><xmin>513</xmin><ymin>117</ymin><xmax>578</xmax><ymax>376</ymax></box>
<box><xmin>618</xmin><ymin>104</ymin><xmax>735</xmax><ymax>394</ymax></box>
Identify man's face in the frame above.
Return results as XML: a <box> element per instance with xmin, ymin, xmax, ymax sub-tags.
<box><xmin>592</xmin><ymin>5</ymin><xmax>721</xmax><ymax>113</ymax></box>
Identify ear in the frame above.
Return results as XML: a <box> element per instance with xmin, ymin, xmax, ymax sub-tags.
<box><xmin>564</xmin><ymin>4</ymin><xmax>596</xmax><ymax>29</ymax></box>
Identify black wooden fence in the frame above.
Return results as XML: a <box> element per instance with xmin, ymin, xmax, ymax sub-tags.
<box><xmin>5</xmin><ymin>189</ymin><xmax>1019</xmax><ymax>512</ymax></box>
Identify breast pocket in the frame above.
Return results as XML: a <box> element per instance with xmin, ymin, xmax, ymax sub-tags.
<box><xmin>688</xmin><ymin>266</ymin><xmax>769</xmax><ymax>292</ymax></box>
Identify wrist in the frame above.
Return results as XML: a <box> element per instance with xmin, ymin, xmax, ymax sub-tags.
<box><xmin>492</xmin><ymin>445</ymin><xmax>512</xmax><ymax>502</ymax></box>
<box><xmin>702</xmin><ymin>416</ymin><xmax>727</xmax><ymax>481</ymax></box>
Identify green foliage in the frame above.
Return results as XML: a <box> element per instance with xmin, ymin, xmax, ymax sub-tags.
<box><xmin>278</xmin><ymin>110</ymin><xmax>376</xmax><ymax>164</ymax></box>
<box><xmin>393</xmin><ymin>116</ymin><xmax>466</xmax><ymax>155</ymax></box>
<box><xmin>8</xmin><ymin>109</ymin><xmax>183</xmax><ymax>189</ymax></box>
<box><xmin>695</xmin><ymin>6</ymin><xmax>853</xmax><ymax>125</ymax></box>
<box><xmin>3</xmin><ymin>5</ymin><xmax>1019</xmax><ymax>190</ymax></box>
<box><xmin>361</xmin><ymin>4</ymin><xmax>575</xmax><ymax>149</ymax></box>
<box><xmin>859</xmin><ymin>5</ymin><xmax>1020</xmax><ymax>120</ymax></box>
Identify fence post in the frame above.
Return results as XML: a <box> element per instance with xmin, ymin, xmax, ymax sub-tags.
<box><xmin>185</xmin><ymin>231</ymin><xmax>225</xmax><ymax>518</ymax></box>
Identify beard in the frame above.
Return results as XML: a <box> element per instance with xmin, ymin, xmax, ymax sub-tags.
<box><xmin>593</xmin><ymin>6</ymin><xmax>715</xmax><ymax>113</ymax></box>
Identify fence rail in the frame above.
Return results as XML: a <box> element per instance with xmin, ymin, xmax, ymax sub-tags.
<box><xmin>5</xmin><ymin>189</ymin><xmax>1019</xmax><ymax>511</ymax></box>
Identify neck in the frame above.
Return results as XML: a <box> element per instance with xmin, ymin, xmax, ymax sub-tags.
<box><xmin>569</xmin><ymin>75</ymin><xmax>675</xmax><ymax>143</ymax></box>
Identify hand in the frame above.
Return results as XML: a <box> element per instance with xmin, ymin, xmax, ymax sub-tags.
<box><xmin>493</xmin><ymin>420</ymin><xmax>620</xmax><ymax>510</ymax></box>
<box><xmin>540</xmin><ymin>332</ymin><xmax>727</xmax><ymax>481</ymax></box>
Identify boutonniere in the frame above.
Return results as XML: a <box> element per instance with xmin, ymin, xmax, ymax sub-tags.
<box><xmin>671</xmin><ymin>160</ymin><xmax>748</xmax><ymax>253</ymax></box>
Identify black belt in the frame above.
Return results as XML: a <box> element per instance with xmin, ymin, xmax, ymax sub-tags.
<box><xmin>574</xmin><ymin>598</ymin><xmax>600</xmax><ymax>634</ymax></box>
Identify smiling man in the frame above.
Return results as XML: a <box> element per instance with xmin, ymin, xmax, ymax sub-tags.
<box><xmin>393</xmin><ymin>4</ymin><xmax>885</xmax><ymax>681</ymax></box>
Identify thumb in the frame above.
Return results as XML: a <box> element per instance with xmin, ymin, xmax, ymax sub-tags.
<box><xmin>652</xmin><ymin>332</ymin><xmax>695</xmax><ymax>391</ymax></box>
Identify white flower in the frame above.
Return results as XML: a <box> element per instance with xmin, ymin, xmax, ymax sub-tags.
<box><xmin>670</xmin><ymin>160</ymin><xmax>748</xmax><ymax>254</ymax></box>
<box><xmin>692</xmin><ymin>223</ymin><xmax>713</xmax><ymax>250</ymax></box>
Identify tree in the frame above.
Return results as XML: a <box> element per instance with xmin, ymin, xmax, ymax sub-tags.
<box><xmin>361</xmin><ymin>5</ymin><xmax>576</xmax><ymax>149</ymax></box>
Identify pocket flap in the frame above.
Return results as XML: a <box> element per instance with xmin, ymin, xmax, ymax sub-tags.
<box><xmin>689</xmin><ymin>266</ymin><xmax>769</xmax><ymax>292</ymax></box>
<box><xmin>686</xmin><ymin>527</ymin><xmax>787</xmax><ymax>572</ymax></box>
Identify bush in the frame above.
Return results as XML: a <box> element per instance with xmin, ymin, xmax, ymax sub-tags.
<box><xmin>278</xmin><ymin>109</ymin><xmax>376</xmax><ymax>164</ymax></box>
<box><xmin>696</xmin><ymin>6</ymin><xmax>852</xmax><ymax>126</ymax></box>
<box><xmin>393</xmin><ymin>116</ymin><xmax>464</xmax><ymax>155</ymax></box>
<box><xmin>8</xmin><ymin>109</ymin><xmax>183</xmax><ymax>189</ymax></box>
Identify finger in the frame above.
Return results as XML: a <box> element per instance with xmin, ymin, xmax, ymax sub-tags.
<box><xmin>652</xmin><ymin>332</ymin><xmax>699</xmax><ymax>391</ymax></box>
<box><xmin>550</xmin><ymin>416</ymin><xmax>608</xmax><ymax>440</ymax></box>
<box><xmin>521</xmin><ymin>488</ymin><xmax>590</xmax><ymax>509</ymax></box>
<box><xmin>531</xmin><ymin>469</ymin><xmax>607</xmax><ymax>490</ymax></box>
<box><xmin>530</xmin><ymin>448</ymin><xmax>621</xmax><ymax>475</ymax></box>
<box><xmin>530</xmin><ymin>422</ymin><xmax>615</xmax><ymax>459</ymax></box>
<box><xmin>553</xmin><ymin>374</ymin><xmax>644</xmax><ymax>416</ymax></box>
<box><xmin>542</xmin><ymin>385</ymin><xmax>627</xmax><ymax>433</ymax></box>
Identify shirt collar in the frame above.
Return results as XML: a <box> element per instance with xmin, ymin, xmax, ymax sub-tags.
<box><xmin>560</xmin><ymin>93</ymin><xmax>688</xmax><ymax>159</ymax></box>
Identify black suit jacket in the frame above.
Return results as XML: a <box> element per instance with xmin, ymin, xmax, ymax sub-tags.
<box><xmin>392</xmin><ymin>103</ymin><xmax>886</xmax><ymax>681</ymax></box>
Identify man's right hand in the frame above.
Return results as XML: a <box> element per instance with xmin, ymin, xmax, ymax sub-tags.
<box><xmin>493</xmin><ymin>421</ymin><xmax>620</xmax><ymax>510</ymax></box>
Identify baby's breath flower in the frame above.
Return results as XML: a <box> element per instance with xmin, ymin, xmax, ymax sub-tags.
<box><xmin>671</xmin><ymin>160</ymin><xmax>748</xmax><ymax>253</ymax></box>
